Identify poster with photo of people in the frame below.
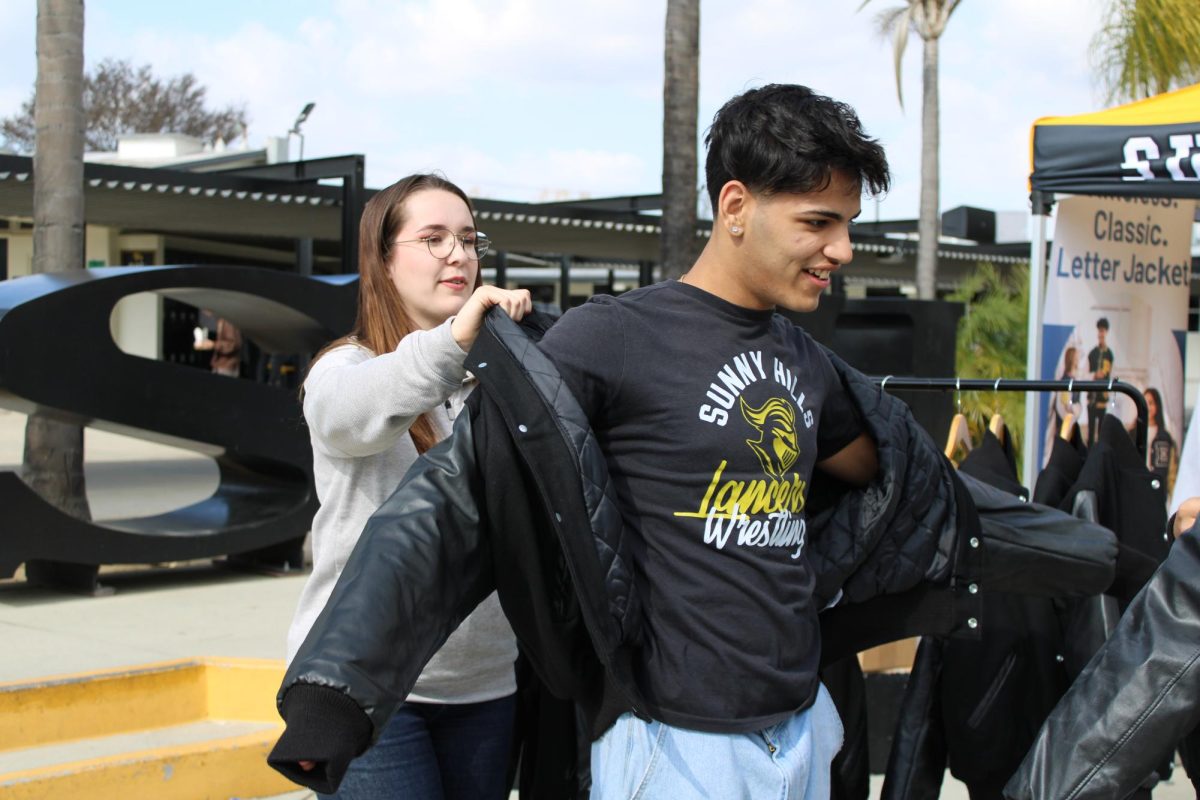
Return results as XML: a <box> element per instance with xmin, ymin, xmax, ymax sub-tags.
<box><xmin>1039</xmin><ymin>194</ymin><xmax>1194</xmax><ymax>497</ymax></box>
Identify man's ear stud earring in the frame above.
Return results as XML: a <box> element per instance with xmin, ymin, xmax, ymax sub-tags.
<box><xmin>730</xmin><ymin>225</ymin><xmax>743</xmax><ymax>235</ymax></box>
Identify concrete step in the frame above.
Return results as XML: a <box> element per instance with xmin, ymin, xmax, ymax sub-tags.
<box><xmin>0</xmin><ymin>657</ymin><xmax>298</xmax><ymax>800</ymax></box>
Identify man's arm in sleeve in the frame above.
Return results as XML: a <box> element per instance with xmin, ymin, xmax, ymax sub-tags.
<box><xmin>817</xmin><ymin>432</ymin><xmax>877</xmax><ymax>487</ymax></box>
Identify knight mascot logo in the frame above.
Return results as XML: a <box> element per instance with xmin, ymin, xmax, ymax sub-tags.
<box><xmin>680</xmin><ymin>377</ymin><xmax>810</xmax><ymax>558</ymax></box>
<box><xmin>739</xmin><ymin>396</ymin><xmax>799</xmax><ymax>478</ymax></box>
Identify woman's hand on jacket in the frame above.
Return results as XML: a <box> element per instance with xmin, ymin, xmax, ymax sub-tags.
<box><xmin>451</xmin><ymin>286</ymin><xmax>532</xmax><ymax>350</ymax></box>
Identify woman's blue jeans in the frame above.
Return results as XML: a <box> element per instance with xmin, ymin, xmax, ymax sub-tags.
<box><xmin>320</xmin><ymin>693</ymin><xmax>517</xmax><ymax>800</ymax></box>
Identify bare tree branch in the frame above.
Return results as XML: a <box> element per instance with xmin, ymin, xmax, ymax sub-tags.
<box><xmin>2</xmin><ymin>58</ymin><xmax>249</xmax><ymax>153</ymax></box>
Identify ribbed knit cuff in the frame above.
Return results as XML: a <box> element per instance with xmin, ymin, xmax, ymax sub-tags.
<box><xmin>267</xmin><ymin>683</ymin><xmax>373</xmax><ymax>794</ymax></box>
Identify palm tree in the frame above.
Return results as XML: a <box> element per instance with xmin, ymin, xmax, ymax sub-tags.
<box><xmin>950</xmin><ymin>261</ymin><xmax>1029</xmax><ymax>472</ymax></box>
<box><xmin>23</xmin><ymin>0</ymin><xmax>93</xmax><ymax>586</ymax></box>
<box><xmin>860</xmin><ymin>0</ymin><xmax>962</xmax><ymax>301</ymax></box>
<box><xmin>1091</xmin><ymin>0</ymin><xmax>1200</xmax><ymax>102</ymax></box>
<box><xmin>660</xmin><ymin>0</ymin><xmax>700</xmax><ymax>280</ymax></box>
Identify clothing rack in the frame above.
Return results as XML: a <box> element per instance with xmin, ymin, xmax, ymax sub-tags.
<box><xmin>871</xmin><ymin>377</ymin><xmax>1148</xmax><ymax>458</ymax></box>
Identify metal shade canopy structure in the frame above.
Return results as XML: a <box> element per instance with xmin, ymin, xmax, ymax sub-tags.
<box><xmin>0</xmin><ymin>150</ymin><xmax>1030</xmax><ymax>284</ymax></box>
<box><xmin>1024</xmin><ymin>82</ymin><xmax>1200</xmax><ymax>483</ymax></box>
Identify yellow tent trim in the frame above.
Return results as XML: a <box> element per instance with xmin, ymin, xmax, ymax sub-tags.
<box><xmin>1033</xmin><ymin>82</ymin><xmax>1200</xmax><ymax>128</ymax></box>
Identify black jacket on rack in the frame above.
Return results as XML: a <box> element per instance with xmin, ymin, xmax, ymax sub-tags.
<box><xmin>887</xmin><ymin>412</ymin><xmax>1173</xmax><ymax>800</ymax></box>
<box><xmin>1032</xmin><ymin>427</ymin><xmax>1087</xmax><ymax>508</ymax></box>
<box><xmin>1062</xmin><ymin>413</ymin><xmax>1170</xmax><ymax>607</ymax></box>
<box><xmin>1032</xmin><ymin>430</ymin><xmax>1110</xmax><ymax>681</ymax></box>
<box><xmin>882</xmin><ymin>433</ymin><xmax>1103</xmax><ymax>800</ymax></box>
<box><xmin>1048</xmin><ymin>413</ymin><xmax>1169</xmax><ymax>713</ymax></box>
<box><xmin>1000</xmin><ymin>414</ymin><xmax>1180</xmax><ymax>800</ymax></box>
<box><xmin>960</xmin><ymin>428</ymin><xmax>1027</xmax><ymax>500</ymax></box>
<box><xmin>1004</xmin><ymin>521</ymin><xmax>1200</xmax><ymax>800</ymax></box>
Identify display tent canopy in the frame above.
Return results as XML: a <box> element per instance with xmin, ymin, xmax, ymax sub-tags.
<box><xmin>1021</xmin><ymin>82</ymin><xmax>1200</xmax><ymax>489</ymax></box>
<box><xmin>1030</xmin><ymin>82</ymin><xmax>1200</xmax><ymax>200</ymax></box>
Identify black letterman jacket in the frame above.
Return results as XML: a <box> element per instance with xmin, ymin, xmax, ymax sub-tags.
<box><xmin>1004</xmin><ymin>521</ymin><xmax>1200</xmax><ymax>800</ymax></box>
<box><xmin>266</xmin><ymin>309</ymin><xmax>1097</xmax><ymax>795</ymax></box>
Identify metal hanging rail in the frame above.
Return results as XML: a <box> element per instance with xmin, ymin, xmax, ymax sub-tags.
<box><xmin>871</xmin><ymin>376</ymin><xmax>1148</xmax><ymax>457</ymax></box>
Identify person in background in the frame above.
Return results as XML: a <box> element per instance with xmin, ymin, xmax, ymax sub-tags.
<box><xmin>1087</xmin><ymin>317</ymin><xmax>1114</xmax><ymax>446</ymax></box>
<box><xmin>194</xmin><ymin>313</ymin><xmax>243</xmax><ymax>377</ymax></box>
<box><xmin>1144</xmin><ymin>387</ymin><xmax>1177</xmax><ymax>497</ymax></box>
<box><xmin>209</xmin><ymin>317</ymin><xmax>243</xmax><ymax>377</ymax></box>
<box><xmin>1044</xmin><ymin>344</ymin><xmax>1082</xmax><ymax>461</ymax></box>
<box><xmin>282</xmin><ymin>173</ymin><xmax>530</xmax><ymax>800</ymax></box>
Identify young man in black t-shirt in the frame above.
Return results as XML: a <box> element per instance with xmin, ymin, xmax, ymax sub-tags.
<box><xmin>537</xmin><ymin>84</ymin><xmax>888</xmax><ymax>798</ymax></box>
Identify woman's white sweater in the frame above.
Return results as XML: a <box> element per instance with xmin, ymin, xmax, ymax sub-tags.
<box><xmin>286</xmin><ymin>319</ymin><xmax>516</xmax><ymax>704</ymax></box>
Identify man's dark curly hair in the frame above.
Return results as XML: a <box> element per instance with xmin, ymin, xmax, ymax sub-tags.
<box><xmin>704</xmin><ymin>84</ymin><xmax>891</xmax><ymax>210</ymax></box>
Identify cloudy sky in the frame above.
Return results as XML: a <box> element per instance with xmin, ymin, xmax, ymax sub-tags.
<box><xmin>0</xmin><ymin>0</ymin><xmax>1108</xmax><ymax>222</ymax></box>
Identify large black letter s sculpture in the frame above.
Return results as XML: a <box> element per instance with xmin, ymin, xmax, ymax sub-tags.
<box><xmin>0</xmin><ymin>266</ymin><xmax>357</xmax><ymax>591</ymax></box>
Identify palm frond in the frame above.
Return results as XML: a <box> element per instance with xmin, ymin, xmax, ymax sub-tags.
<box><xmin>886</xmin><ymin>7</ymin><xmax>913</xmax><ymax>108</ymax></box>
<box><xmin>861</xmin><ymin>4</ymin><xmax>915</xmax><ymax>108</ymax></box>
<box><xmin>1091</xmin><ymin>0</ymin><xmax>1200</xmax><ymax>102</ymax></box>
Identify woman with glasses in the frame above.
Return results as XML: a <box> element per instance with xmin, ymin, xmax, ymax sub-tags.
<box><xmin>284</xmin><ymin>173</ymin><xmax>531</xmax><ymax>799</ymax></box>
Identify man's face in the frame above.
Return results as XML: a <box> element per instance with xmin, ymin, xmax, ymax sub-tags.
<box><xmin>1097</xmin><ymin>326</ymin><xmax>1108</xmax><ymax>348</ymax></box>
<box><xmin>731</xmin><ymin>171</ymin><xmax>861</xmax><ymax>312</ymax></box>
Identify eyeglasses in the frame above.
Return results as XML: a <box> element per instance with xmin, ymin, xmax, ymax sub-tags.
<box><xmin>393</xmin><ymin>229</ymin><xmax>491</xmax><ymax>261</ymax></box>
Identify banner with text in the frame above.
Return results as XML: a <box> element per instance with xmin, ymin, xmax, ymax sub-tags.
<box><xmin>1039</xmin><ymin>195</ymin><xmax>1193</xmax><ymax>495</ymax></box>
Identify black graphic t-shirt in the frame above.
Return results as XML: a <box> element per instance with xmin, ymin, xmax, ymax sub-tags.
<box><xmin>538</xmin><ymin>281</ymin><xmax>863</xmax><ymax>732</ymax></box>
<box><xmin>1087</xmin><ymin>345</ymin><xmax>1114</xmax><ymax>407</ymax></box>
<box><xmin>1149</xmin><ymin>427</ymin><xmax>1175</xmax><ymax>482</ymax></box>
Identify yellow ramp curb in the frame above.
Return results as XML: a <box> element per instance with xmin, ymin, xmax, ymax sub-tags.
<box><xmin>0</xmin><ymin>729</ymin><xmax>293</xmax><ymax>800</ymax></box>
<box><xmin>0</xmin><ymin>658</ymin><xmax>293</xmax><ymax>799</ymax></box>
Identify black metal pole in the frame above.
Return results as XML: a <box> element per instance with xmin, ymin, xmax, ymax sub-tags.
<box><xmin>295</xmin><ymin>238</ymin><xmax>313</xmax><ymax>277</ymax></box>
<box><xmin>341</xmin><ymin>156</ymin><xmax>365</xmax><ymax>274</ymax></box>
<box><xmin>871</xmin><ymin>376</ymin><xmax>1149</xmax><ymax>458</ymax></box>
<box><xmin>559</xmin><ymin>254</ymin><xmax>571</xmax><ymax>310</ymax></box>
<box><xmin>639</xmin><ymin>259</ymin><xmax>654</xmax><ymax>288</ymax></box>
<box><xmin>493</xmin><ymin>250</ymin><xmax>507</xmax><ymax>288</ymax></box>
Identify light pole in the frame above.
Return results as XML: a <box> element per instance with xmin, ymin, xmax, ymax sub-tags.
<box><xmin>289</xmin><ymin>102</ymin><xmax>315</xmax><ymax>161</ymax></box>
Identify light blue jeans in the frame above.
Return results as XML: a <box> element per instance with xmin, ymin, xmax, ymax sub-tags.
<box><xmin>590</xmin><ymin>684</ymin><xmax>843</xmax><ymax>800</ymax></box>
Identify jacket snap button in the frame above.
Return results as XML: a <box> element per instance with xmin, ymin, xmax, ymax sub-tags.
<box><xmin>967</xmin><ymin>617</ymin><xmax>979</xmax><ymax>629</ymax></box>
<box><xmin>969</xmin><ymin>537</ymin><xmax>980</xmax><ymax>549</ymax></box>
<box><xmin>1056</xmin><ymin>654</ymin><xmax>1064</xmax><ymax>663</ymax></box>
<box><xmin>767</xmin><ymin>744</ymin><xmax>777</xmax><ymax>754</ymax></box>
<box><xmin>1151</xmin><ymin>479</ymin><xmax>1161</xmax><ymax>490</ymax></box>
<box><xmin>477</xmin><ymin>362</ymin><xmax>487</xmax><ymax>368</ymax></box>
<box><xmin>518</xmin><ymin>424</ymin><xmax>528</xmax><ymax>433</ymax></box>
<box><xmin>968</xmin><ymin>583</ymin><xmax>978</xmax><ymax>594</ymax></box>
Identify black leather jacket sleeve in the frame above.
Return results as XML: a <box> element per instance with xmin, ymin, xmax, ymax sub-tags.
<box><xmin>267</xmin><ymin>412</ymin><xmax>494</xmax><ymax>792</ymax></box>
<box><xmin>266</xmin><ymin>683</ymin><xmax>373</xmax><ymax>793</ymax></box>
<box><xmin>1003</xmin><ymin>522</ymin><xmax>1200</xmax><ymax>799</ymax></box>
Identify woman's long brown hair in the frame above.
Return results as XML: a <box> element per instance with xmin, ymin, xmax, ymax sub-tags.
<box><xmin>308</xmin><ymin>174</ymin><xmax>484</xmax><ymax>453</ymax></box>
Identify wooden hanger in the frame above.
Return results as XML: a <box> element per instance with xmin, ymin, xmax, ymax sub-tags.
<box><xmin>1060</xmin><ymin>412</ymin><xmax>1076</xmax><ymax>441</ymax></box>
<box><xmin>944</xmin><ymin>412</ymin><xmax>973</xmax><ymax>463</ymax></box>
<box><xmin>989</xmin><ymin>412</ymin><xmax>1006</xmax><ymax>446</ymax></box>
